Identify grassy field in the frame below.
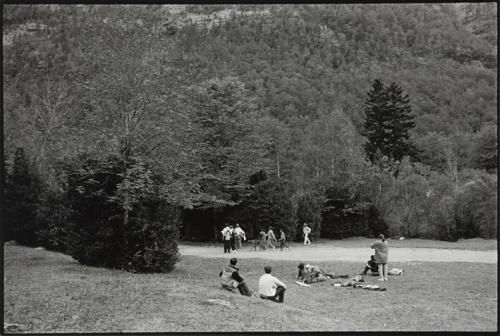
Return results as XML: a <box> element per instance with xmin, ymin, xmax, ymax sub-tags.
<box><xmin>4</xmin><ymin>244</ymin><xmax>498</xmax><ymax>332</ymax></box>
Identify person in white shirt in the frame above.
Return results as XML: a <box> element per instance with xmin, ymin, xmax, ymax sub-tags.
<box><xmin>258</xmin><ymin>266</ymin><xmax>286</xmax><ymax>303</ymax></box>
<box><xmin>234</xmin><ymin>224</ymin><xmax>245</xmax><ymax>250</ymax></box>
<box><xmin>303</xmin><ymin>223</ymin><xmax>312</xmax><ymax>245</ymax></box>
<box><xmin>221</xmin><ymin>225</ymin><xmax>233</xmax><ymax>253</ymax></box>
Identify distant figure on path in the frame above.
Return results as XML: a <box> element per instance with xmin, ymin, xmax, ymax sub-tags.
<box><xmin>258</xmin><ymin>266</ymin><xmax>286</xmax><ymax>303</ymax></box>
<box><xmin>267</xmin><ymin>227</ymin><xmax>276</xmax><ymax>250</ymax></box>
<box><xmin>230</xmin><ymin>225</ymin><xmax>236</xmax><ymax>251</ymax></box>
<box><xmin>279</xmin><ymin>228</ymin><xmax>289</xmax><ymax>250</ymax></box>
<box><xmin>303</xmin><ymin>223</ymin><xmax>312</xmax><ymax>245</ymax></box>
<box><xmin>221</xmin><ymin>225</ymin><xmax>232</xmax><ymax>253</ymax></box>
<box><xmin>371</xmin><ymin>234</ymin><xmax>389</xmax><ymax>281</ymax></box>
<box><xmin>219</xmin><ymin>258</ymin><xmax>253</xmax><ymax>296</ymax></box>
<box><xmin>259</xmin><ymin>228</ymin><xmax>267</xmax><ymax>250</ymax></box>
<box><xmin>234</xmin><ymin>224</ymin><xmax>245</xmax><ymax>250</ymax></box>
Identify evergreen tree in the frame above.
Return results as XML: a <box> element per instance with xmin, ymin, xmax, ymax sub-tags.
<box><xmin>362</xmin><ymin>79</ymin><xmax>416</xmax><ymax>162</ymax></box>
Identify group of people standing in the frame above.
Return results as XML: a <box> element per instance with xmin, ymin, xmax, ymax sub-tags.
<box><xmin>221</xmin><ymin>224</ymin><xmax>246</xmax><ymax>253</ymax></box>
<box><xmin>221</xmin><ymin>222</ymin><xmax>314</xmax><ymax>253</ymax></box>
<box><xmin>258</xmin><ymin>227</ymin><xmax>290</xmax><ymax>251</ymax></box>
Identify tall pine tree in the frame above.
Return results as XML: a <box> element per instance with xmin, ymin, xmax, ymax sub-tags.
<box><xmin>362</xmin><ymin>79</ymin><xmax>416</xmax><ymax>162</ymax></box>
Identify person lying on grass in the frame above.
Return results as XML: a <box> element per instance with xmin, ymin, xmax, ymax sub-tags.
<box><xmin>219</xmin><ymin>258</ymin><xmax>253</xmax><ymax>296</ymax></box>
<box><xmin>296</xmin><ymin>263</ymin><xmax>349</xmax><ymax>284</ymax></box>
<box><xmin>360</xmin><ymin>255</ymin><xmax>380</xmax><ymax>276</ymax></box>
<box><xmin>259</xmin><ymin>266</ymin><xmax>286</xmax><ymax>303</ymax></box>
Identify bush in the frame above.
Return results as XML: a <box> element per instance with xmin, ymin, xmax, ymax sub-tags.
<box><xmin>225</xmin><ymin>178</ymin><xmax>296</xmax><ymax>240</ymax></box>
<box><xmin>4</xmin><ymin>147</ymin><xmax>42</xmax><ymax>246</ymax></box>
<box><xmin>35</xmin><ymin>188</ymin><xmax>73</xmax><ymax>251</ymax></box>
<box><xmin>62</xmin><ymin>154</ymin><xmax>180</xmax><ymax>272</ymax></box>
<box><xmin>320</xmin><ymin>186</ymin><xmax>387</xmax><ymax>239</ymax></box>
<box><xmin>295</xmin><ymin>193</ymin><xmax>322</xmax><ymax>241</ymax></box>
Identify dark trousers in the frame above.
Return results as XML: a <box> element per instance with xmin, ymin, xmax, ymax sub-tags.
<box><xmin>237</xmin><ymin>282</ymin><xmax>252</xmax><ymax>297</ymax></box>
<box><xmin>280</xmin><ymin>239</ymin><xmax>289</xmax><ymax>249</ymax></box>
<box><xmin>362</xmin><ymin>266</ymin><xmax>379</xmax><ymax>275</ymax></box>
<box><xmin>224</xmin><ymin>240</ymin><xmax>231</xmax><ymax>253</ymax></box>
<box><xmin>260</xmin><ymin>286</ymin><xmax>286</xmax><ymax>303</ymax></box>
<box><xmin>230</xmin><ymin>237</ymin><xmax>236</xmax><ymax>250</ymax></box>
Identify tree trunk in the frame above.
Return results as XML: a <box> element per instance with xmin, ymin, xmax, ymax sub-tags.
<box><xmin>276</xmin><ymin>147</ymin><xmax>280</xmax><ymax>178</ymax></box>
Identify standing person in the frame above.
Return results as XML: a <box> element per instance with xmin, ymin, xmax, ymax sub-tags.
<box><xmin>259</xmin><ymin>228</ymin><xmax>267</xmax><ymax>250</ymax></box>
<box><xmin>234</xmin><ymin>224</ymin><xmax>245</xmax><ymax>250</ymax></box>
<box><xmin>279</xmin><ymin>228</ymin><xmax>289</xmax><ymax>250</ymax></box>
<box><xmin>258</xmin><ymin>266</ymin><xmax>286</xmax><ymax>303</ymax></box>
<box><xmin>219</xmin><ymin>258</ymin><xmax>253</xmax><ymax>297</ymax></box>
<box><xmin>229</xmin><ymin>225</ymin><xmax>236</xmax><ymax>252</ymax></box>
<box><xmin>371</xmin><ymin>234</ymin><xmax>389</xmax><ymax>281</ymax></box>
<box><xmin>303</xmin><ymin>223</ymin><xmax>312</xmax><ymax>245</ymax></box>
<box><xmin>221</xmin><ymin>225</ymin><xmax>232</xmax><ymax>254</ymax></box>
<box><xmin>267</xmin><ymin>227</ymin><xmax>276</xmax><ymax>250</ymax></box>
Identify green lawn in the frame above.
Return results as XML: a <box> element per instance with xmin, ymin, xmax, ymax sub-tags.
<box><xmin>4</xmin><ymin>244</ymin><xmax>498</xmax><ymax>332</ymax></box>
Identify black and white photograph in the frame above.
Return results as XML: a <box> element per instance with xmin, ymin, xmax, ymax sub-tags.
<box><xmin>3</xmin><ymin>3</ymin><xmax>497</xmax><ymax>333</ymax></box>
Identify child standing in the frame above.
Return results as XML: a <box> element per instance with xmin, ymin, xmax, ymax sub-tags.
<box><xmin>279</xmin><ymin>229</ymin><xmax>289</xmax><ymax>250</ymax></box>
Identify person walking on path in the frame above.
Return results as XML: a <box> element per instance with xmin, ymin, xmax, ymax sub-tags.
<box><xmin>219</xmin><ymin>258</ymin><xmax>254</xmax><ymax>296</ymax></box>
<box><xmin>221</xmin><ymin>225</ymin><xmax>232</xmax><ymax>253</ymax></box>
<box><xmin>279</xmin><ymin>228</ymin><xmax>289</xmax><ymax>250</ymax></box>
<box><xmin>303</xmin><ymin>223</ymin><xmax>312</xmax><ymax>245</ymax></box>
<box><xmin>371</xmin><ymin>234</ymin><xmax>389</xmax><ymax>281</ymax></box>
<box><xmin>230</xmin><ymin>225</ymin><xmax>236</xmax><ymax>252</ymax></box>
<box><xmin>267</xmin><ymin>227</ymin><xmax>276</xmax><ymax>250</ymax></box>
<box><xmin>234</xmin><ymin>224</ymin><xmax>245</xmax><ymax>250</ymax></box>
<box><xmin>259</xmin><ymin>228</ymin><xmax>267</xmax><ymax>250</ymax></box>
<box><xmin>258</xmin><ymin>266</ymin><xmax>286</xmax><ymax>303</ymax></box>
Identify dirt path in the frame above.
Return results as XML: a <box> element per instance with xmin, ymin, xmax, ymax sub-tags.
<box><xmin>179</xmin><ymin>244</ymin><xmax>497</xmax><ymax>264</ymax></box>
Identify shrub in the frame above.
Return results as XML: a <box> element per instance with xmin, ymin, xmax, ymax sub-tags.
<box><xmin>295</xmin><ymin>192</ymin><xmax>322</xmax><ymax>241</ymax></box>
<box><xmin>226</xmin><ymin>178</ymin><xmax>296</xmax><ymax>240</ymax></box>
<box><xmin>62</xmin><ymin>154</ymin><xmax>180</xmax><ymax>272</ymax></box>
<box><xmin>4</xmin><ymin>147</ymin><xmax>42</xmax><ymax>246</ymax></box>
<box><xmin>35</xmin><ymin>188</ymin><xmax>73</xmax><ymax>251</ymax></box>
<box><xmin>320</xmin><ymin>186</ymin><xmax>387</xmax><ymax>239</ymax></box>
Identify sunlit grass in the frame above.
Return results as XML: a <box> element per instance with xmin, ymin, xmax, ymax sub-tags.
<box><xmin>4</xmin><ymin>244</ymin><xmax>497</xmax><ymax>332</ymax></box>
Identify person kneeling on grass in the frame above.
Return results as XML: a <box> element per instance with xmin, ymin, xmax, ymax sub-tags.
<box><xmin>259</xmin><ymin>266</ymin><xmax>286</xmax><ymax>303</ymax></box>
<box><xmin>219</xmin><ymin>258</ymin><xmax>253</xmax><ymax>297</ymax></box>
<box><xmin>360</xmin><ymin>255</ymin><xmax>380</xmax><ymax>276</ymax></box>
<box><xmin>297</xmin><ymin>263</ymin><xmax>349</xmax><ymax>284</ymax></box>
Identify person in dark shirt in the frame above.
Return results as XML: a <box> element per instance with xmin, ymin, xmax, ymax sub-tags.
<box><xmin>361</xmin><ymin>255</ymin><xmax>379</xmax><ymax>276</ymax></box>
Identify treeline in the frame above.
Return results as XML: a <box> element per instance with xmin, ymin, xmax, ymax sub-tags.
<box><xmin>3</xmin><ymin>5</ymin><xmax>497</xmax><ymax>271</ymax></box>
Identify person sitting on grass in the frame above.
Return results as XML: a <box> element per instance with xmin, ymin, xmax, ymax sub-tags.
<box><xmin>219</xmin><ymin>258</ymin><xmax>253</xmax><ymax>297</ymax></box>
<box><xmin>259</xmin><ymin>266</ymin><xmax>286</xmax><ymax>303</ymax></box>
<box><xmin>360</xmin><ymin>255</ymin><xmax>380</xmax><ymax>276</ymax></box>
<box><xmin>297</xmin><ymin>263</ymin><xmax>349</xmax><ymax>284</ymax></box>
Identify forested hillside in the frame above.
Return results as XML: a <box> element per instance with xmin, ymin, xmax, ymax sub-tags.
<box><xmin>3</xmin><ymin>4</ymin><xmax>497</xmax><ymax>254</ymax></box>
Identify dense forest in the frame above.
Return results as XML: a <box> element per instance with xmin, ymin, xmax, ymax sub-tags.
<box><xmin>3</xmin><ymin>4</ymin><xmax>497</xmax><ymax>271</ymax></box>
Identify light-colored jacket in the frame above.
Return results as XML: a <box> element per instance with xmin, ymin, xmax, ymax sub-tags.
<box><xmin>259</xmin><ymin>273</ymin><xmax>286</xmax><ymax>297</ymax></box>
<box><xmin>370</xmin><ymin>240</ymin><xmax>388</xmax><ymax>264</ymax></box>
<box><xmin>220</xmin><ymin>265</ymin><xmax>239</xmax><ymax>289</ymax></box>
